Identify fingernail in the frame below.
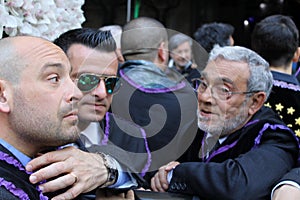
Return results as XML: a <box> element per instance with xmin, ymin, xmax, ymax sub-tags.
<box><xmin>39</xmin><ymin>186</ymin><xmax>44</xmax><ymax>192</ymax></box>
<box><xmin>26</xmin><ymin>164</ymin><xmax>32</xmax><ymax>171</ymax></box>
<box><xmin>29</xmin><ymin>175</ymin><xmax>37</xmax><ymax>183</ymax></box>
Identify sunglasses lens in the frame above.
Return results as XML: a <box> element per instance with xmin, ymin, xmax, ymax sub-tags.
<box><xmin>105</xmin><ymin>77</ymin><xmax>119</xmax><ymax>94</ymax></box>
<box><xmin>77</xmin><ymin>74</ymin><xmax>100</xmax><ymax>92</ymax></box>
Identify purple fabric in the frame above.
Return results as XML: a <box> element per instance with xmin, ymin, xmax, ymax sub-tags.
<box><xmin>0</xmin><ymin>151</ymin><xmax>48</xmax><ymax>199</ymax></box>
<box><xmin>120</xmin><ymin>70</ymin><xmax>186</xmax><ymax>93</ymax></box>
<box><xmin>204</xmin><ymin>121</ymin><xmax>295</xmax><ymax>163</ymax></box>
<box><xmin>244</xmin><ymin>119</ymin><xmax>259</xmax><ymax>128</ymax></box>
<box><xmin>0</xmin><ymin>178</ymin><xmax>30</xmax><ymax>200</ymax></box>
<box><xmin>0</xmin><ymin>152</ymin><xmax>27</xmax><ymax>171</ymax></box>
<box><xmin>273</xmin><ymin>79</ymin><xmax>300</xmax><ymax>91</ymax></box>
<box><xmin>206</xmin><ymin>140</ymin><xmax>238</xmax><ymax>163</ymax></box>
<box><xmin>253</xmin><ymin>123</ymin><xmax>294</xmax><ymax>148</ymax></box>
<box><xmin>101</xmin><ymin>112</ymin><xmax>110</xmax><ymax>145</ymax></box>
<box><xmin>139</xmin><ymin>128</ymin><xmax>152</xmax><ymax>176</ymax></box>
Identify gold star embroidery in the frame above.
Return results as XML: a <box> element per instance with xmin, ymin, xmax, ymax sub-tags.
<box><xmin>264</xmin><ymin>102</ymin><xmax>271</xmax><ymax>108</ymax></box>
<box><xmin>295</xmin><ymin>129</ymin><xmax>300</xmax><ymax>138</ymax></box>
<box><xmin>275</xmin><ymin>103</ymin><xmax>284</xmax><ymax>112</ymax></box>
<box><xmin>296</xmin><ymin>117</ymin><xmax>300</xmax><ymax>126</ymax></box>
<box><xmin>287</xmin><ymin>107</ymin><xmax>295</xmax><ymax>115</ymax></box>
<box><xmin>287</xmin><ymin>124</ymin><xmax>293</xmax><ymax>128</ymax></box>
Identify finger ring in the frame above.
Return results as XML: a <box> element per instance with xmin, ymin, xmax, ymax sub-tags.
<box><xmin>70</xmin><ymin>173</ymin><xmax>78</xmax><ymax>184</ymax></box>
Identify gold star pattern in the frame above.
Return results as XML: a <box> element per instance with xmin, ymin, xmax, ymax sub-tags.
<box><xmin>264</xmin><ymin>102</ymin><xmax>271</xmax><ymax>108</ymax></box>
<box><xmin>295</xmin><ymin>129</ymin><xmax>300</xmax><ymax>138</ymax></box>
<box><xmin>287</xmin><ymin>107</ymin><xmax>295</xmax><ymax>115</ymax></box>
<box><xmin>296</xmin><ymin>117</ymin><xmax>300</xmax><ymax>126</ymax></box>
<box><xmin>275</xmin><ymin>103</ymin><xmax>284</xmax><ymax>112</ymax></box>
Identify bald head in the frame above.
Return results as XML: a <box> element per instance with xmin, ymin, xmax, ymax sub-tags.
<box><xmin>121</xmin><ymin>17</ymin><xmax>168</xmax><ymax>61</ymax></box>
<box><xmin>0</xmin><ymin>36</ymin><xmax>67</xmax><ymax>84</ymax></box>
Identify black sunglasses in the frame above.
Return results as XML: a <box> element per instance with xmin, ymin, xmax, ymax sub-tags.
<box><xmin>76</xmin><ymin>73</ymin><xmax>120</xmax><ymax>94</ymax></box>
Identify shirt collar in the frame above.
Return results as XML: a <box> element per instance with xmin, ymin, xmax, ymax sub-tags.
<box><xmin>0</xmin><ymin>138</ymin><xmax>31</xmax><ymax>166</ymax></box>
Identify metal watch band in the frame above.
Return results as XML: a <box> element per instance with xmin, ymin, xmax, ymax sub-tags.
<box><xmin>97</xmin><ymin>152</ymin><xmax>119</xmax><ymax>187</ymax></box>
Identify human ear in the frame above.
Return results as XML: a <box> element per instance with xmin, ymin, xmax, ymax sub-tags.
<box><xmin>248</xmin><ymin>91</ymin><xmax>266</xmax><ymax>115</ymax></box>
<box><xmin>292</xmin><ymin>47</ymin><xmax>300</xmax><ymax>62</ymax></box>
<box><xmin>158</xmin><ymin>42</ymin><xmax>168</xmax><ymax>63</ymax></box>
<box><xmin>0</xmin><ymin>80</ymin><xmax>11</xmax><ymax>113</ymax></box>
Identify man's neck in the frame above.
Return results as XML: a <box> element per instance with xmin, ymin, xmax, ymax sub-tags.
<box><xmin>78</xmin><ymin>120</ymin><xmax>91</xmax><ymax>131</ymax></box>
<box><xmin>270</xmin><ymin>64</ymin><xmax>292</xmax><ymax>75</ymax></box>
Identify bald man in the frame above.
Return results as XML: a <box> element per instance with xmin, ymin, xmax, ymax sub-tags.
<box><xmin>111</xmin><ymin>17</ymin><xmax>198</xmax><ymax>177</ymax></box>
<box><xmin>0</xmin><ymin>36</ymin><xmax>82</xmax><ymax>199</ymax></box>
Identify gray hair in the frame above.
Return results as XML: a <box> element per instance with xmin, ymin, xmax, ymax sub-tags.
<box><xmin>168</xmin><ymin>33</ymin><xmax>193</xmax><ymax>52</ymax></box>
<box><xmin>209</xmin><ymin>45</ymin><xmax>273</xmax><ymax>100</ymax></box>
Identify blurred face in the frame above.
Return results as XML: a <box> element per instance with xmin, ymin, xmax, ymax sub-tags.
<box><xmin>197</xmin><ymin>58</ymin><xmax>252</xmax><ymax>137</ymax></box>
<box><xmin>68</xmin><ymin>44</ymin><xmax>118</xmax><ymax>123</ymax></box>
<box><xmin>8</xmin><ymin>39</ymin><xmax>82</xmax><ymax>154</ymax></box>
<box><xmin>170</xmin><ymin>41</ymin><xmax>192</xmax><ymax>68</ymax></box>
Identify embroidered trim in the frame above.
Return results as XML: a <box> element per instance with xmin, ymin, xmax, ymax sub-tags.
<box><xmin>139</xmin><ymin>127</ymin><xmax>151</xmax><ymax>176</ymax></box>
<box><xmin>0</xmin><ymin>178</ymin><xmax>30</xmax><ymax>200</ymax></box>
<box><xmin>120</xmin><ymin>70</ymin><xmax>186</xmax><ymax>93</ymax></box>
<box><xmin>253</xmin><ymin>123</ymin><xmax>294</xmax><ymax>148</ymax></box>
<box><xmin>0</xmin><ymin>152</ymin><xmax>48</xmax><ymax>200</ymax></box>
<box><xmin>206</xmin><ymin>140</ymin><xmax>238</xmax><ymax>163</ymax></box>
<box><xmin>203</xmin><ymin>120</ymin><xmax>296</xmax><ymax>163</ymax></box>
<box><xmin>273</xmin><ymin>80</ymin><xmax>300</xmax><ymax>91</ymax></box>
<box><xmin>101</xmin><ymin>112</ymin><xmax>110</xmax><ymax>145</ymax></box>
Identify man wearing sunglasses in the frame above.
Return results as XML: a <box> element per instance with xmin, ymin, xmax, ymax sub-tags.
<box><xmin>151</xmin><ymin>46</ymin><xmax>299</xmax><ymax>199</ymax></box>
<box><xmin>25</xmin><ymin>28</ymin><xmax>151</xmax><ymax>199</ymax></box>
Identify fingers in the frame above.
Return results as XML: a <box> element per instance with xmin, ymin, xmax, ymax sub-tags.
<box><xmin>51</xmin><ymin>184</ymin><xmax>83</xmax><ymax>200</ymax></box>
<box><xmin>26</xmin><ymin>147</ymin><xmax>77</xmax><ymax>172</ymax></box>
<box><xmin>151</xmin><ymin>165</ymin><xmax>170</xmax><ymax>192</ymax></box>
<box><xmin>69</xmin><ymin>173</ymin><xmax>78</xmax><ymax>184</ymax></box>
<box><xmin>29</xmin><ymin>161</ymin><xmax>67</xmax><ymax>184</ymax></box>
<box><xmin>272</xmin><ymin>185</ymin><xmax>300</xmax><ymax>200</ymax></box>
<box><xmin>165</xmin><ymin>161</ymin><xmax>180</xmax><ymax>171</ymax></box>
<box><xmin>125</xmin><ymin>190</ymin><xmax>135</xmax><ymax>199</ymax></box>
<box><xmin>26</xmin><ymin>147</ymin><xmax>108</xmax><ymax>199</ymax></box>
<box><xmin>38</xmin><ymin>174</ymin><xmax>77</xmax><ymax>193</ymax></box>
<box><xmin>150</xmin><ymin>161</ymin><xmax>179</xmax><ymax>192</ymax></box>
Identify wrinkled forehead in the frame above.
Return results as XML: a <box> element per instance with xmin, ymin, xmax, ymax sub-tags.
<box><xmin>202</xmin><ymin>58</ymin><xmax>250</xmax><ymax>85</ymax></box>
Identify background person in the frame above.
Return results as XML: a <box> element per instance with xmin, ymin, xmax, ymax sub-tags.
<box><xmin>251</xmin><ymin>14</ymin><xmax>300</xmax><ymax>200</ymax></box>
<box><xmin>168</xmin><ymin>33</ymin><xmax>200</xmax><ymax>83</ymax></box>
<box><xmin>251</xmin><ymin>14</ymin><xmax>300</xmax><ymax>133</ymax></box>
<box><xmin>111</xmin><ymin>17</ymin><xmax>199</xmax><ymax>176</ymax></box>
<box><xmin>193</xmin><ymin>22</ymin><xmax>235</xmax><ymax>53</ymax></box>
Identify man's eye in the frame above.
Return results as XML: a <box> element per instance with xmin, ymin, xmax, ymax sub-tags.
<box><xmin>218</xmin><ymin>86</ymin><xmax>230</xmax><ymax>94</ymax></box>
<box><xmin>48</xmin><ymin>75</ymin><xmax>59</xmax><ymax>83</ymax></box>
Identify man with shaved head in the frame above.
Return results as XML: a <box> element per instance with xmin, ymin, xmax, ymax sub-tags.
<box><xmin>0</xmin><ymin>36</ymin><xmax>82</xmax><ymax>199</ymax></box>
<box><xmin>111</xmin><ymin>17</ymin><xmax>198</xmax><ymax>178</ymax></box>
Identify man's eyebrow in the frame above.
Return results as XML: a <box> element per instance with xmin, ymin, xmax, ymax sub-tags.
<box><xmin>200</xmin><ymin>72</ymin><xmax>234</xmax><ymax>84</ymax></box>
<box><xmin>217</xmin><ymin>77</ymin><xmax>234</xmax><ymax>85</ymax></box>
<box><xmin>40</xmin><ymin>63</ymin><xmax>64</xmax><ymax>72</ymax></box>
